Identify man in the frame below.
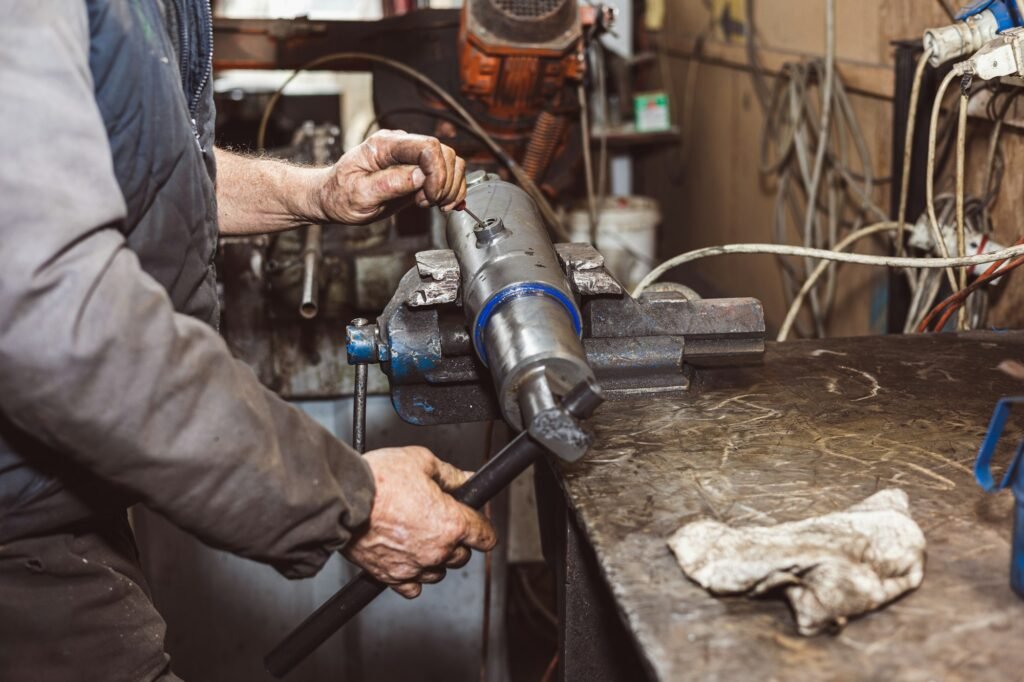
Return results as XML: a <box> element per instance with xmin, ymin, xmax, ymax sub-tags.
<box><xmin>0</xmin><ymin>1</ymin><xmax>496</xmax><ymax>680</ymax></box>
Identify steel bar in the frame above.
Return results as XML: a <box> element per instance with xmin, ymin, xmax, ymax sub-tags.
<box><xmin>265</xmin><ymin>430</ymin><xmax>541</xmax><ymax>678</ymax></box>
<box><xmin>299</xmin><ymin>224</ymin><xmax>323</xmax><ymax>320</ymax></box>
<box><xmin>265</xmin><ymin>380</ymin><xmax>603</xmax><ymax>678</ymax></box>
<box><xmin>353</xmin><ymin>365</ymin><xmax>367</xmax><ymax>454</ymax></box>
<box><xmin>351</xmin><ymin>318</ymin><xmax>370</xmax><ymax>454</ymax></box>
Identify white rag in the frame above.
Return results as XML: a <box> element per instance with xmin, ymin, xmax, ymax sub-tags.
<box><xmin>667</xmin><ymin>488</ymin><xmax>926</xmax><ymax>635</ymax></box>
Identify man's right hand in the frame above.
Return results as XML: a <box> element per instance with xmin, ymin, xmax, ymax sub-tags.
<box><xmin>344</xmin><ymin>446</ymin><xmax>497</xmax><ymax>598</ymax></box>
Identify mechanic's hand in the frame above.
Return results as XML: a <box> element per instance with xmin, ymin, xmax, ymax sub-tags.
<box><xmin>344</xmin><ymin>446</ymin><xmax>497</xmax><ymax>599</ymax></box>
<box><xmin>315</xmin><ymin>129</ymin><xmax>467</xmax><ymax>225</ymax></box>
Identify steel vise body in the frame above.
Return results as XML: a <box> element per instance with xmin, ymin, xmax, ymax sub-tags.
<box><xmin>347</xmin><ymin>174</ymin><xmax>766</xmax><ymax>459</ymax></box>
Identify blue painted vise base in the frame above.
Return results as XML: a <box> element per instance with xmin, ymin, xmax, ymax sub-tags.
<box><xmin>974</xmin><ymin>396</ymin><xmax>1024</xmax><ymax>598</ymax></box>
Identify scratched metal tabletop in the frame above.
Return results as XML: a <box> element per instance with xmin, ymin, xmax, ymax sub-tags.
<box><xmin>561</xmin><ymin>332</ymin><xmax>1024</xmax><ymax>682</ymax></box>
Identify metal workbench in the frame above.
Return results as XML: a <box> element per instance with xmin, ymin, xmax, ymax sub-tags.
<box><xmin>544</xmin><ymin>332</ymin><xmax>1024</xmax><ymax>682</ymax></box>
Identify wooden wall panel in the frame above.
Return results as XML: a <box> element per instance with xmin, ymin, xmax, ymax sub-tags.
<box><xmin>645</xmin><ymin>0</ymin><xmax>1024</xmax><ymax>335</ymax></box>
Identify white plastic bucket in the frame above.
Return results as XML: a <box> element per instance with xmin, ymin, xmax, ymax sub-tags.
<box><xmin>568</xmin><ymin>196</ymin><xmax>661</xmax><ymax>290</ymax></box>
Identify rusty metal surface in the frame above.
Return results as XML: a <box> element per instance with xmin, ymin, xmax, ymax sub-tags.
<box><xmin>561</xmin><ymin>332</ymin><xmax>1024</xmax><ymax>682</ymax></box>
<box><xmin>411</xmin><ymin>249</ymin><xmax>461</xmax><ymax>307</ymax></box>
<box><xmin>212</xmin><ymin>12</ymin><xmax>460</xmax><ymax>70</ymax></box>
<box><xmin>555</xmin><ymin>242</ymin><xmax>624</xmax><ymax>296</ymax></box>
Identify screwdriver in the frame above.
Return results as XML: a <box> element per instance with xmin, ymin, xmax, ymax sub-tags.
<box><xmin>455</xmin><ymin>200</ymin><xmax>486</xmax><ymax>228</ymax></box>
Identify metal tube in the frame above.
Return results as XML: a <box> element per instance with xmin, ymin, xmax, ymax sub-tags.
<box><xmin>354</xmin><ymin>364</ymin><xmax>367</xmax><ymax>453</ymax></box>
<box><xmin>299</xmin><ymin>224</ymin><xmax>323</xmax><ymax>319</ymax></box>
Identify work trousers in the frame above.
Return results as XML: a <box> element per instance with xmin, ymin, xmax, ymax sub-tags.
<box><xmin>0</xmin><ymin>513</ymin><xmax>181</xmax><ymax>682</ymax></box>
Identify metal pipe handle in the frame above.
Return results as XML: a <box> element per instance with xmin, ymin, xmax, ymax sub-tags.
<box><xmin>299</xmin><ymin>224</ymin><xmax>323</xmax><ymax>320</ymax></box>
<box><xmin>351</xmin><ymin>318</ymin><xmax>370</xmax><ymax>455</ymax></box>
<box><xmin>264</xmin><ymin>379</ymin><xmax>603</xmax><ymax>678</ymax></box>
<box><xmin>265</xmin><ymin>431</ymin><xmax>542</xmax><ymax>678</ymax></box>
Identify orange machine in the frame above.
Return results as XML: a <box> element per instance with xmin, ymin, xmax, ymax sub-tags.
<box><xmin>213</xmin><ymin>3</ymin><xmax>606</xmax><ymax>196</ymax></box>
<box><xmin>457</xmin><ymin>0</ymin><xmax>587</xmax><ymax>187</ymax></box>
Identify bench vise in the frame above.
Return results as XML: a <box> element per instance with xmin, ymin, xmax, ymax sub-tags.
<box><xmin>267</xmin><ymin>174</ymin><xmax>766</xmax><ymax>676</ymax></box>
<box><xmin>346</xmin><ymin>172</ymin><xmax>767</xmax><ymax>460</ymax></box>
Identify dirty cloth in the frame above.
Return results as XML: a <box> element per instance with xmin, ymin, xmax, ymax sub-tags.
<box><xmin>668</xmin><ymin>488</ymin><xmax>926</xmax><ymax>635</ymax></box>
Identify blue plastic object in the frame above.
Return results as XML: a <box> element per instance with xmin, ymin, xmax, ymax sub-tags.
<box><xmin>974</xmin><ymin>396</ymin><xmax>1024</xmax><ymax>598</ymax></box>
<box><xmin>957</xmin><ymin>0</ymin><xmax>1023</xmax><ymax>30</ymax></box>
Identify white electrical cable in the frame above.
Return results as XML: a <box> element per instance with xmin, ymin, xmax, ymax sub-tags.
<box><xmin>896</xmin><ymin>47</ymin><xmax>934</xmax><ymax>255</ymax></box>
<box><xmin>904</xmin><ymin>268</ymin><xmax>944</xmax><ymax>333</ymax></box>
<box><xmin>753</xmin><ymin>0</ymin><xmax>882</xmax><ymax>339</ymax></box>
<box><xmin>746</xmin><ymin>1</ymin><xmax>977</xmax><ymax>340</ymax></box>
<box><xmin>834</xmin><ymin>163</ymin><xmax>888</xmax><ymax>222</ymax></box>
<box><xmin>777</xmin><ymin>222</ymin><xmax>898</xmax><ymax>342</ymax></box>
<box><xmin>796</xmin><ymin>0</ymin><xmax>835</xmax><ymax>336</ymax></box>
<box><xmin>925</xmin><ymin>70</ymin><xmax>960</xmax><ymax>290</ymax></box>
<box><xmin>803</xmin><ymin>6</ymin><xmax>835</xmax><ymax>229</ymax></box>
<box><xmin>955</xmin><ymin>84</ymin><xmax>970</xmax><ymax>330</ymax></box>
<box><xmin>632</xmin><ymin>242</ymin><xmax>1024</xmax><ymax>298</ymax></box>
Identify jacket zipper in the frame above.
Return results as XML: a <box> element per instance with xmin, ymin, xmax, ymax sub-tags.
<box><xmin>189</xmin><ymin>0</ymin><xmax>214</xmax><ymax>117</ymax></box>
<box><xmin>176</xmin><ymin>0</ymin><xmax>190</xmax><ymax>94</ymax></box>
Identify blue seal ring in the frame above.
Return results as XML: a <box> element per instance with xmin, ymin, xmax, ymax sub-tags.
<box><xmin>473</xmin><ymin>283</ymin><xmax>582</xmax><ymax>366</ymax></box>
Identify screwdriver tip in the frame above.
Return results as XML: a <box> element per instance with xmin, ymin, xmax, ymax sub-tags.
<box><xmin>457</xmin><ymin>202</ymin><xmax>486</xmax><ymax>228</ymax></box>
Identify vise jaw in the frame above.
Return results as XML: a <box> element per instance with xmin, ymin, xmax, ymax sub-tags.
<box><xmin>347</xmin><ymin>241</ymin><xmax>765</xmax><ymax>429</ymax></box>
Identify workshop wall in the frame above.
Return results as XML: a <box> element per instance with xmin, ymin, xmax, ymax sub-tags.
<box><xmin>645</xmin><ymin>0</ymin><xmax>1024</xmax><ymax>336</ymax></box>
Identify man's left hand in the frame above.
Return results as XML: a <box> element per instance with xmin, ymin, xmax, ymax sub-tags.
<box><xmin>314</xmin><ymin>129</ymin><xmax>467</xmax><ymax>225</ymax></box>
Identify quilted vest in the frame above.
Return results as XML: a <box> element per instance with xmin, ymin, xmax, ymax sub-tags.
<box><xmin>0</xmin><ymin>0</ymin><xmax>219</xmax><ymax>542</ymax></box>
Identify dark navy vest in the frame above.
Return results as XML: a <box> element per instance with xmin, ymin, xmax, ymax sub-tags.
<box><xmin>90</xmin><ymin>0</ymin><xmax>220</xmax><ymax>324</ymax></box>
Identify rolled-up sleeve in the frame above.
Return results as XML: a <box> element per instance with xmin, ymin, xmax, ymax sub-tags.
<box><xmin>0</xmin><ymin>0</ymin><xmax>373</xmax><ymax>579</ymax></box>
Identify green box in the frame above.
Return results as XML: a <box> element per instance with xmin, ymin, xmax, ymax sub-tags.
<box><xmin>634</xmin><ymin>91</ymin><xmax>671</xmax><ymax>132</ymax></box>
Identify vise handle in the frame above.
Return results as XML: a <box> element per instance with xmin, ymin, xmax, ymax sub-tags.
<box><xmin>264</xmin><ymin>379</ymin><xmax>604</xmax><ymax>678</ymax></box>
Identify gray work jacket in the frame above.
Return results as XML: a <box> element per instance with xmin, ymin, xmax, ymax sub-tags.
<box><xmin>0</xmin><ymin>0</ymin><xmax>374</xmax><ymax>579</ymax></box>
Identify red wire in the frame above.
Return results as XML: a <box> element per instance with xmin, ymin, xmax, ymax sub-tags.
<box><xmin>920</xmin><ymin>260</ymin><xmax>1003</xmax><ymax>333</ymax></box>
<box><xmin>540</xmin><ymin>653</ymin><xmax>559</xmax><ymax>682</ymax></box>
<box><xmin>918</xmin><ymin>257</ymin><xmax>1005</xmax><ymax>332</ymax></box>
<box><xmin>917</xmin><ymin>236</ymin><xmax>1024</xmax><ymax>333</ymax></box>
<box><xmin>932</xmin><ymin>255</ymin><xmax>1024</xmax><ymax>331</ymax></box>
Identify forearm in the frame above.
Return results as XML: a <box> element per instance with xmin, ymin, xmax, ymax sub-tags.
<box><xmin>215</xmin><ymin>147</ymin><xmax>330</xmax><ymax>235</ymax></box>
<box><xmin>218</xmin><ymin>131</ymin><xmax>468</xmax><ymax>231</ymax></box>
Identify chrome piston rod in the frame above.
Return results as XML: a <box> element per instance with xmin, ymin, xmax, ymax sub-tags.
<box><xmin>446</xmin><ymin>175</ymin><xmax>594</xmax><ymax>441</ymax></box>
